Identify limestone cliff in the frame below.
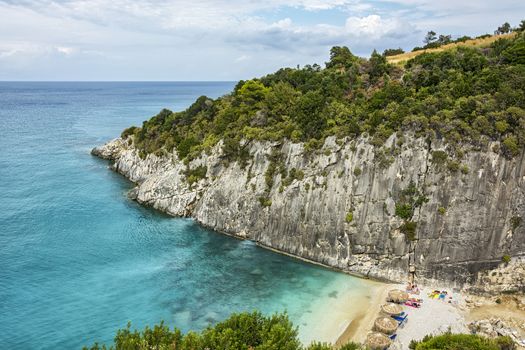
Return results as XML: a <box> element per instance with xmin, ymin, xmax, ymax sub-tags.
<box><xmin>92</xmin><ymin>135</ymin><xmax>525</xmax><ymax>292</ymax></box>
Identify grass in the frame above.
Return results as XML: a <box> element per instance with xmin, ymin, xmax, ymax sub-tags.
<box><xmin>386</xmin><ymin>33</ymin><xmax>517</xmax><ymax>65</ymax></box>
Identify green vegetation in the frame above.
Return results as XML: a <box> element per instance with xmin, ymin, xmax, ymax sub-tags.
<box><xmin>400</xmin><ymin>221</ymin><xmax>418</xmax><ymax>241</ymax></box>
<box><xmin>83</xmin><ymin>311</ymin><xmax>364</xmax><ymax>350</ymax></box>
<box><xmin>122</xmin><ymin>24</ymin><xmax>525</xmax><ymax>171</ymax></box>
<box><xmin>184</xmin><ymin>165</ymin><xmax>207</xmax><ymax>185</ymax></box>
<box><xmin>511</xmin><ymin>216</ymin><xmax>522</xmax><ymax>230</ymax></box>
<box><xmin>353</xmin><ymin>166</ymin><xmax>362</xmax><ymax>176</ymax></box>
<box><xmin>502</xmin><ymin>254</ymin><xmax>512</xmax><ymax>264</ymax></box>
<box><xmin>438</xmin><ymin>207</ymin><xmax>447</xmax><ymax>215</ymax></box>
<box><xmin>383</xmin><ymin>48</ymin><xmax>405</xmax><ymax>56</ymax></box>
<box><xmin>409</xmin><ymin>333</ymin><xmax>515</xmax><ymax>350</ymax></box>
<box><xmin>394</xmin><ymin>182</ymin><xmax>427</xmax><ymax>241</ymax></box>
<box><xmin>345</xmin><ymin>211</ymin><xmax>354</xmax><ymax>223</ymax></box>
<box><xmin>431</xmin><ymin>150</ymin><xmax>448</xmax><ymax>166</ymax></box>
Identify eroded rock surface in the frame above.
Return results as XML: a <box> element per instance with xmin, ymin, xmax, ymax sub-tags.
<box><xmin>91</xmin><ymin>134</ymin><xmax>525</xmax><ymax>291</ymax></box>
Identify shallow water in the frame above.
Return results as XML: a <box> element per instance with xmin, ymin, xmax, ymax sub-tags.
<box><xmin>0</xmin><ymin>82</ymin><xmax>371</xmax><ymax>349</ymax></box>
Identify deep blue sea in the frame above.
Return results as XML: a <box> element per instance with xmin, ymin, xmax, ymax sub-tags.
<box><xmin>0</xmin><ymin>82</ymin><xmax>370</xmax><ymax>349</ymax></box>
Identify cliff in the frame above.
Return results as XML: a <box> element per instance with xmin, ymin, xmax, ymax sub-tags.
<box><xmin>92</xmin><ymin>134</ymin><xmax>525</xmax><ymax>293</ymax></box>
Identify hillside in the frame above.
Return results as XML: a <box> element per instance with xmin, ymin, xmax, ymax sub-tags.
<box><xmin>386</xmin><ymin>32</ymin><xmax>518</xmax><ymax>65</ymax></box>
<box><xmin>124</xmin><ymin>30</ymin><xmax>525</xmax><ymax>166</ymax></box>
<box><xmin>94</xmin><ymin>28</ymin><xmax>525</xmax><ymax>289</ymax></box>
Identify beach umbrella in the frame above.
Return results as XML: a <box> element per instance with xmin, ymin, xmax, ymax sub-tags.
<box><xmin>373</xmin><ymin>316</ymin><xmax>398</xmax><ymax>335</ymax></box>
<box><xmin>366</xmin><ymin>332</ymin><xmax>392</xmax><ymax>350</ymax></box>
<box><xmin>381</xmin><ymin>302</ymin><xmax>404</xmax><ymax>316</ymax></box>
<box><xmin>388</xmin><ymin>289</ymin><xmax>409</xmax><ymax>303</ymax></box>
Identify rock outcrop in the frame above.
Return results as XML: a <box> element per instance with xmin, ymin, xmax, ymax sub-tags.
<box><xmin>91</xmin><ymin>134</ymin><xmax>525</xmax><ymax>291</ymax></box>
<box><xmin>468</xmin><ymin>318</ymin><xmax>525</xmax><ymax>347</ymax></box>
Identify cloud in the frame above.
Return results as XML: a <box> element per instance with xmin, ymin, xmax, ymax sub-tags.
<box><xmin>235</xmin><ymin>55</ymin><xmax>250</xmax><ymax>62</ymax></box>
<box><xmin>0</xmin><ymin>0</ymin><xmax>524</xmax><ymax>80</ymax></box>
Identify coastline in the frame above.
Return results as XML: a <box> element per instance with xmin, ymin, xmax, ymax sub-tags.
<box><xmin>335</xmin><ymin>282</ymin><xmax>394</xmax><ymax>346</ymax></box>
<box><xmin>299</xmin><ymin>277</ymin><xmax>392</xmax><ymax>345</ymax></box>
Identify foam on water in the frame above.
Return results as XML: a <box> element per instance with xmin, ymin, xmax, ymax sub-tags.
<box><xmin>0</xmin><ymin>82</ymin><xmax>373</xmax><ymax>349</ymax></box>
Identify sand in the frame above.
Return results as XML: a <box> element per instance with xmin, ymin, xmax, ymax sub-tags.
<box><xmin>336</xmin><ymin>284</ymin><xmax>469</xmax><ymax>350</ymax></box>
<box><xmin>335</xmin><ymin>282</ymin><xmax>393</xmax><ymax>347</ymax></box>
<box><xmin>299</xmin><ymin>278</ymin><xmax>389</xmax><ymax>345</ymax></box>
<box><xmin>393</xmin><ymin>287</ymin><xmax>468</xmax><ymax>349</ymax></box>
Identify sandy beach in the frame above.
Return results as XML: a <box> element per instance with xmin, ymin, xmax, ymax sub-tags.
<box><xmin>335</xmin><ymin>284</ymin><xmax>468</xmax><ymax>349</ymax></box>
<box><xmin>334</xmin><ymin>283</ymin><xmax>525</xmax><ymax>350</ymax></box>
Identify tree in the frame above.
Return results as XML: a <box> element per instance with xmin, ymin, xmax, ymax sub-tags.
<box><xmin>424</xmin><ymin>30</ymin><xmax>437</xmax><ymax>45</ymax></box>
<box><xmin>437</xmin><ymin>34</ymin><xmax>452</xmax><ymax>45</ymax></box>
<box><xmin>383</xmin><ymin>48</ymin><xmax>405</xmax><ymax>56</ymax></box>
<box><xmin>368</xmin><ymin>49</ymin><xmax>391</xmax><ymax>82</ymax></box>
<box><xmin>325</xmin><ymin>46</ymin><xmax>357</xmax><ymax>69</ymax></box>
<box><xmin>518</xmin><ymin>19</ymin><xmax>525</xmax><ymax>32</ymax></box>
<box><xmin>495</xmin><ymin>22</ymin><xmax>512</xmax><ymax>34</ymax></box>
<box><xmin>84</xmin><ymin>311</ymin><xmax>365</xmax><ymax>350</ymax></box>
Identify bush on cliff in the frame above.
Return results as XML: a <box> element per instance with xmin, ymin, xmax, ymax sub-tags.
<box><xmin>83</xmin><ymin>311</ymin><xmax>363</xmax><ymax>350</ymax></box>
<box><xmin>123</xmin><ymin>24</ymin><xmax>525</xmax><ymax>164</ymax></box>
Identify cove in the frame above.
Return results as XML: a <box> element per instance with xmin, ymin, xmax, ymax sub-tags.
<box><xmin>0</xmin><ymin>82</ymin><xmax>374</xmax><ymax>349</ymax></box>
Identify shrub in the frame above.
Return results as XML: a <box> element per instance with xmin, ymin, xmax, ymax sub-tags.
<box><xmin>383</xmin><ymin>48</ymin><xmax>405</xmax><ymax>56</ymax></box>
<box><xmin>395</xmin><ymin>203</ymin><xmax>413</xmax><ymax>219</ymax></box>
<box><xmin>438</xmin><ymin>207</ymin><xmax>446</xmax><ymax>215</ymax></box>
<box><xmin>502</xmin><ymin>254</ymin><xmax>511</xmax><ymax>264</ymax></box>
<box><xmin>503</xmin><ymin>136</ymin><xmax>520</xmax><ymax>157</ymax></box>
<box><xmin>431</xmin><ymin>150</ymin><xmax>448</xmax><ymax>166</ymax></box>
<box><xmin>460</xmin><ymin>165</ymin><xmax>470</xmax><ymax>174</ymax></box>
<box><xmin>511</xmin><ymin>216</ymin><xmax>522</xmax><ymax>230</ymax></box>
<box><xmin>305</xmin><ymin>342</ymin><xmax>333</xmax><ymax>350</ymax></box>
<box><xmin>258</xmin><ymin>196</ymin><xmax>272</xmax><ymax>207</ymax></box>
<box><xmin>84</xmin><ymin>311</ymin><xmax>302</xmax><ymax>350</ymax></box>
<box><xmin>353</xmin><ymin>167</ymin><xmax>362</xmax><ymax>176</ymax></box>
<box><xmin>339</xmin><ymin>343</ymin><xmax>365</xmax><ymax>350</ymax></box>
<box><xmin>400</xmin><ymin>221</ymin><xmax>418</xmax><ymax>241</ymax></box>
<box><xmin>447</xmin><ymin>160</ymin><xmax>460</xmax><ymax>172</ymax></box>
<box><xmin>346</xmin><ymin>211</ymin><xmax>354</xmax><ymax>223</ymax></box>
<box><xmin>184</xmin><ymin>165</ymin><xmax>207</xmax><ymax>185</ymax></box>
<box><xmin>121</xmin><ymin>126</ymin><xmax>138</xmax><ymax>139</ymax></box>
<box><xmin>411</xmin><ymin>333</ymin><xmax>515</xmax><ymax>350</ymax></box>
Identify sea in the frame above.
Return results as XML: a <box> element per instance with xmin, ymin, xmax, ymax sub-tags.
<box><xmin>0</xmin><ymin>82</ymin><xmax>371</xmax><ymax>349</ymax></box>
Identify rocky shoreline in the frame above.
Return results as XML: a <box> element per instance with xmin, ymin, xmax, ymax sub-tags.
<box><xmin>92</xmin><ymin>134</ymin><xmax>525</xmax><ymax>293</ymax></box>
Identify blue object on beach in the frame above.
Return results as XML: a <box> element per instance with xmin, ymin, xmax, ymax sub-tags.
<box><xmin>391</xmin><ymin>314</ymin><xmax>408</xmax><ymax>325</ymax></box>
<box><xmin>389</xmin><ymin>334</ymin><xmax>397</xmax><ymax>340</ymax></box>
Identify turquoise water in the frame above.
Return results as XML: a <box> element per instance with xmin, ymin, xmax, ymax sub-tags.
<box><xmin>0</xmin><ymin>82</ymin><xmax>368</xmax><ymax>349</ymax></box>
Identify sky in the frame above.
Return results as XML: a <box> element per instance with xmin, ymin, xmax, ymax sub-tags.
<box><xmin>1</xmin><ymin>0</ymin><xmax>524</xmax><ymax>81</ymax></box>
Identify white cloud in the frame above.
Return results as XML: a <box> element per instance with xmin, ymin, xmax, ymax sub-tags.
<box><xmin>0</xmin><ymin>0</ymin><xmax>524</xmax><ymax>80</ymax></box>
<box><xmin>55</xmin><ymin>46</ymin><xmax>76</xmax><ymax>56</ymax></box>
<box><xmin>345</xmin><ymin>15</ymin><xmax>410</xmax><ymax>39</ymax></box>
<box><xmin>235</xmin><ymin>55</ymin><xmax>250</xmax><ymax>62</ymax></box>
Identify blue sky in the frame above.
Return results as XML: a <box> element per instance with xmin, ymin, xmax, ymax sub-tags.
<box><xmin>1</xmin><ymin>0</ymin><xmax>524</xmax><ymax>81</ymax></box>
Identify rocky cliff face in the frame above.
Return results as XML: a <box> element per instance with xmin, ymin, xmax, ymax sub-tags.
<box><xmin>92</xmin><ymin>135</ymin><xmax>525</xmax><ymax>292</ymax></box>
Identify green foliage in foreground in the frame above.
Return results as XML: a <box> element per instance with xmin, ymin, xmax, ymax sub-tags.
<box><xmin>83</xmin><ymin>311</ymin><xmax>363</xmax><ymax>350</ymax></box>
<box><xmin>124</xmin><ymin>29</ymin><xmax>525</xmax><ymax>164</ymax></box>
<box><xmin>409</xmin><ymin>333</ymin><xmax>515</xmax><ymax>350</ymax></box>
<box><xmin>84</xmin><ymin>312</ymin><xmax>519</xmax><ymax>350</ymax></box>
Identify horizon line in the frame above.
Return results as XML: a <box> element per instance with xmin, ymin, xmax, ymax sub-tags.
<box><xmin>0</xmin><ymin>80</ymin><xmax>238</xmax><ymax>83</ymax></box>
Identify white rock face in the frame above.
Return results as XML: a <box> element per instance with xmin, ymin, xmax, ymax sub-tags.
<box><xmin>92</xmin><ymin>134</ymin><xmax>525</xmax><ymax>291</ymax></box>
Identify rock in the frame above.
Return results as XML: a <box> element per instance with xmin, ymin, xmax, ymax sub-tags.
<box><xmin>91</xmin><ymin>138</ymin><xmax>126</xmax><ymax>159</ymax></box>
<box><xmin>92</xmin><ymin>134</ymin><xmax>525</xmax><ymax>290</ymax></box>
<box><xmin>468</xmin><ymin>318</ymin><xmax>525</xmax><ymax>347</ymax></box>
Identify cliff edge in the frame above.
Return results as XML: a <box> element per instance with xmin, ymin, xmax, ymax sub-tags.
<box><xmin>92</xmin><ymin>134</ymin><xmax>525</xmax><ymax>293</ymax></box>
